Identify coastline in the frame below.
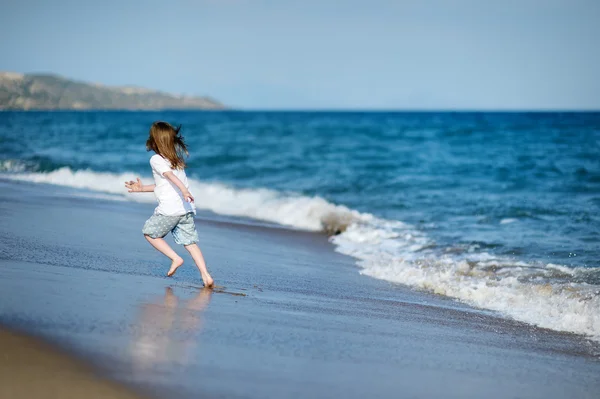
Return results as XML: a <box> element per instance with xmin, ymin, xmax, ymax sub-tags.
<box><xmin>1</xmin><ymin>179</ymin><xmax>599</xmax><ymax>398</ymax></box>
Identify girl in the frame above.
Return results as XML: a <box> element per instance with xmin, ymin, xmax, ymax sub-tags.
<box><xmin>125</xmin><ymin>121</ymin><xmax>214</xmax><ymax>288</ymax></box>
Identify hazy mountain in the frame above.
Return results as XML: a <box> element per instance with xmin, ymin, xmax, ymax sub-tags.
<box><xmin>0</xmin><ymin>72</ymin><xmax>225</xmax><ymax>110</ymax></box>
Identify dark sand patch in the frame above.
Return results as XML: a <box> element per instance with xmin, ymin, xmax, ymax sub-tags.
<box><xmin>0</xmin><ymin>327</ymin><xmax>146</xmax><ymax>399</ymax></box>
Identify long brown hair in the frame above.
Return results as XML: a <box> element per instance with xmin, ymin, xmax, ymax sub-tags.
<box><xmin>146</xmin><ymin>121</ymin><xmax>189</xmax><ymax>169</ymax></box>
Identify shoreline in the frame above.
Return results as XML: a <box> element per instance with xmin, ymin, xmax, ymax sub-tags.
<box><xmin>3</xmin><ymin>173</ymin><xmax>598</xmax><ymax>342</ymax></box>
<box><xmin>1</xmin><ymin>179</ymin><xmax>599</xmax><ymax>398</ymax></box>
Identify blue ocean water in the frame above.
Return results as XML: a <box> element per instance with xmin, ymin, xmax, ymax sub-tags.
<box><xmin>1</xmin><ymin>111</ymin><xmax>599</xmax><ymax>338</ymax></box>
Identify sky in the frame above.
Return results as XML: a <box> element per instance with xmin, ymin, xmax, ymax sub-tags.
<box><xmin>1</xmin><ymin>0</ymin><xmax>599</xmax><ymax>109</ymax></box>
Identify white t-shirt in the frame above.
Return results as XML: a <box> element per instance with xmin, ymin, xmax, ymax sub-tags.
<box><xmin>150</xmin><ymin>154</ymin><xmax>196</xmax><ymax>216</ymax></box>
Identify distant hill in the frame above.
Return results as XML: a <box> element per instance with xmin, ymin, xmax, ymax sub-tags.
<box><xmin>0</xmin><ymin>72</ymin><xmax>226</xmax><ymax>110</ymax></box>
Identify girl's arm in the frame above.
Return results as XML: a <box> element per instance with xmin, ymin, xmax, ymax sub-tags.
<box><xmin>163</xmin><ymin>172</ymin><xmax>194</xmax><ymax>202</ymax></box>
<box><xmin>125</xmin><ymin>178</ymin><xmax>155</xmax><ymax>193</ymax></box>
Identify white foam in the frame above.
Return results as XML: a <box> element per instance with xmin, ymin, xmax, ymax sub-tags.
<box><xmin>184</xmin><ymin>180</ymin><xmax>362</xmax><ymax>232</ymax></box>
<box><xmin>500</xmin><ymin>218</ymin><xmax>518</xmax><ymax>224</ymax></box>
<box><xmin>332</xmin><ymin>223</ymin><xmax>600</xmax><ymax>342</ymax></box>
<box><xmin>1</xmin><ymin>159</ymin><xmax>34</xmax><ymax>173</ymax></box>
<box><xmin>2</xmin><ymin>167</ymin><xmax>360</xmax><ymax>232</ymax></box>
<box><xmin>3</xmin><ymin>167</ymin><xmax>600</xmax><ymax>342</ymax></box>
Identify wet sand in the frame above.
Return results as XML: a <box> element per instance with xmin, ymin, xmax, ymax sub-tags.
<box><xmin>0</xmin><ymin>179</ymin><xmax>599</xmax><ymax>398</ymax></box>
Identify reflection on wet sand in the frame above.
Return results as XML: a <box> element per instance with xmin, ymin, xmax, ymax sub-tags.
<box><xmin>131</xmin><ymin>287</ymin><xmax>212</xmax><ymax>372</ymax></box>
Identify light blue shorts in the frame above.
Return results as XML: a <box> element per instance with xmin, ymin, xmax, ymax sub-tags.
<box><xmin>142</xmin><ymin>212</ymin><xmax>199</xmax><ymax>246</ymax></box>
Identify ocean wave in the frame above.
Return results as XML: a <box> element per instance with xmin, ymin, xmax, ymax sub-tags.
<box><xmin>2</xmin><ymin>167</ymin><xmax>599</xmax><ymax>342</ymax></box>
<box><xmin>0</xmin><ymin>167</ymin><xmax>361</xmax><ymax>233</ymax></box>
<box><xmin>333</xmin><ymin>224</ymin><xmax>600</xmax><ymax>341</ymax></box>
<box><xmin>0</xmin><ymin>159</ymin><xmax>40</xmax><ymax>173</ymax></box>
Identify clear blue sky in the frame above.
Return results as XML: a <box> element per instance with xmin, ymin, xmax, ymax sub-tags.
<box><xmin>1</xmin><ymin>0</ymin><xmax>599</xmax><ymax>109</ymax></box>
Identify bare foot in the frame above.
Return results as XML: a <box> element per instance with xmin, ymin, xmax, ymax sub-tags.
<box><xmin>202</xmin><ymin>273</ymin><xmax>214</xmax><ymax>288</ymax></box>
<box><xmin>167</xmin><ymin>257</ymin><xmax>184</xmax><ymax>277</ymax></box>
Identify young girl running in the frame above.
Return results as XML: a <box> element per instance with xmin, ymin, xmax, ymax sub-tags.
<box><xmin>125</xmin><ymin>121</ymin><xmax>214</xmax><ymax>288</ymax></box>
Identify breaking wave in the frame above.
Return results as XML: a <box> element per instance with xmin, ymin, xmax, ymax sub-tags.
<box><xmin>1</xmin><ymin>166</ymin><xmax>361</xmax><ymax>233</ymax></box>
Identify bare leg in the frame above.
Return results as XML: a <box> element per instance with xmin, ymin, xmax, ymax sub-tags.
<box><xmin>184</xmin><ymin>243</ymin><xmax>214</xmax><ymax>287</ymax></box>
<box><xmin>144</xmin><ymin>235</ymin><xmax>184</xmax><ymax>277</ymax></box>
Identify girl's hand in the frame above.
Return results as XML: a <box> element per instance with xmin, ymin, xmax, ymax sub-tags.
<box><xmin>182</xmin><ymin>189</ymin><xmax>194</xmax><ymax>203</ymax></box>
<box><xmin>125</xmin><ymin>178</ymin><xmax>143</xmax><ymax>193</ymax></box>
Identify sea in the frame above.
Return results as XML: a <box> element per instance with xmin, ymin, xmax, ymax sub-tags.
<box><xmin>1</xmin><ymin>111</ymin><xmax>598</xmax><ymax>340</ymax></box>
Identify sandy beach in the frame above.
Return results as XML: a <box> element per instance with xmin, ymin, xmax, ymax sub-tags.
<box><xmin>0</xmin><ymin>327</ymin><xmax>145</xmax><ymax>399</ymax></box>
<box><xmin>1</xmin><ymin>178</ymin><xmax>599</xmax><ymax>399</ymax></box>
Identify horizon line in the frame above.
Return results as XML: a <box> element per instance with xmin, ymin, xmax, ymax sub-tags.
<box><xmin>2</xmin><ymin>108</ymin><xmax>599</xmax><ymax>113</ymax></box>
